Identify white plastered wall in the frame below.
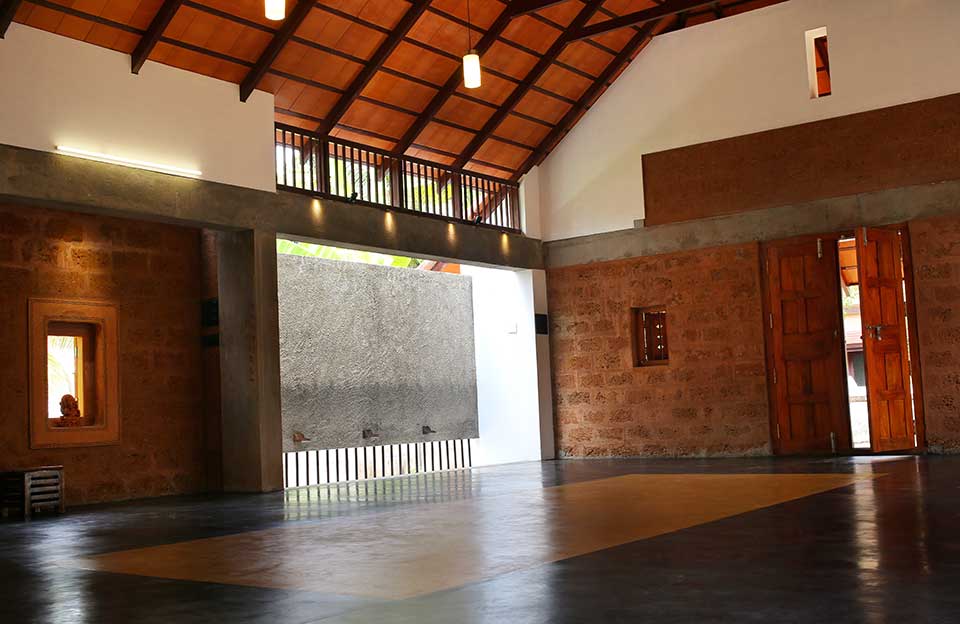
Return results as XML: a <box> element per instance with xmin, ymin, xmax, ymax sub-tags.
<box><xmin>0</xmin><ymin>24</ymin><xmax>276</xmax><ymax>192</ymax></box>
<box><xmin>465</xmin><ymin>265</ymin><xmax>554</xmax><ymax>466</ymax></box>
<box><xmin>537</xmin><ymin>0</ymin><xmax>960</xmax><ymax>241</ymax></box>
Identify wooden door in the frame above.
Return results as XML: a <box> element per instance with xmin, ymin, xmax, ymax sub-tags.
<box><xmin>764</xmin><ymin>237</ymin><xmax>850</xmax><ymax>454</ymax></box>
<box><xmin>856</xmin><ymin>227</ymin><xmax>916</xmax><ymax>452</ymax></box>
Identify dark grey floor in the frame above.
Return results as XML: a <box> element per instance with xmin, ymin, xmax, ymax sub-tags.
<box><xmin>2</xmin><ymin>455</ymin><xmax>958</xmax><ymax>623</ymax></box>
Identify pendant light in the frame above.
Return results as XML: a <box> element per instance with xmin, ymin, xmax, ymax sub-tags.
<box><xmin>265</xmin><ymin>0</ymin><xmax>285</xmax><ymax>21</ymax></box>
<box><xmin>463</xmin><ymin>0</ymin><xmax>482</xmax><ymax>89</ymax></box>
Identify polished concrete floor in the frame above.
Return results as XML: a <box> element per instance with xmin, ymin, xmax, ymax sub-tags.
<box><xmin>2</xmin><ymin>455</ymin><xmax>958</xmax><ymax>623</ymax></box>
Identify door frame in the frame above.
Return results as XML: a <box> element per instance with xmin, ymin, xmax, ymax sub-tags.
<box><xmin>760</xmin><ymin>227</ymin><xmax>927</xmax><ymax>455</ymax></box>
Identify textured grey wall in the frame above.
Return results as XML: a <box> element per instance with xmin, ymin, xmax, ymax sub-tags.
<box><xmin>278</xmin><ymin>255</ymin><xmax>479</xmax><ymax>452</ymax></box>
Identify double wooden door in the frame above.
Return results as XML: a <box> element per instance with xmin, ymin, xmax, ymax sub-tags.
<box><xmin>763</xmin><ymin>229</ymin><xmax>918</xmax><ymax>454</ymax></box>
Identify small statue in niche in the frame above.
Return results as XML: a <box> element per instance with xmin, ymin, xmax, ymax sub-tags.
<box><xmin>57</xmin><ymin>394</ymin><xmax>83</xmax><ymax>428</ymax></box>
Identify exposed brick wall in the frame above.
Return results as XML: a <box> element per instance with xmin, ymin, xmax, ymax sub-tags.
<box><xmin>910</xmin><ymin>216</ymin><xmax>960</xmax><ymax>453</ymax></box>
<box><xmin>0</xmin><ymin>203</ymin><xmax>206</xmax><ymax>504</ymax></box>
<box><xmin>644</xmin><ymin>93</ymin><xmax>960</xmax><ymax>226</ymax></box>
<box><xmin>547</xmin><ymin>243</ymin><xmax>770</xmax><ymax>458</ymax></box>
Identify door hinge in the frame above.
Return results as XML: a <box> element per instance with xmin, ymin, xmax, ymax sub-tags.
<box><xmin>776</xmin><ymin>422</ymin><xmax>781</xmax><ymax>438</ymax></box>
<box><xmin>769</xmin><ymin>313</ymin><xmax>774</xmax><ymax>329</ymax></box>
<box><xmin>862</xmin><ymin>226</ymin><xmax>868</xmax><ymax>245</ymax></box>
<box><xmin>772</xmin><ymin>368</ymin><xmax>778</xmax><ymax>384</ymax></box>
<box><xmin>817</xmin><ymin>238</ymin><xmax>823</xmax><ymax>259</ymax></box>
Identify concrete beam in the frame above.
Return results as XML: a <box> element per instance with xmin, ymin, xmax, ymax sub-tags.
<box><xmin>217</xmin><ymin>229</ymin><xmax>283</xmax><ymax>492</ymax></box>
<box><xmin>0</xmin><ymin>143</ymin><xmax>543</xmax><ymax>270</ymax></box>
<box><xmin>545</xmin><ymin>178</ymin><xmax>960</xmax><ymax>267</ymax></box>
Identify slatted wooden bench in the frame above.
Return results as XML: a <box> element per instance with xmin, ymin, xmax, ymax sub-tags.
<box><xmin>0</xmin><ymin>466</ymin><xmax>65</xmax><ymax>520</ymax></box>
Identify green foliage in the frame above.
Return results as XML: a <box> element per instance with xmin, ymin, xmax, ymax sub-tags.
<box><xmin>276</xmin><ymin>238</ymin><xmax>423</xmax><ymax>268</ymax></box>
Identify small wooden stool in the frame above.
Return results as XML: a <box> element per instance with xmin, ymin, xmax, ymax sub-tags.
<box><xmin>1</xmin><ymin>466</ymin><xmax>65</xmax><ymax>520</ymax></box>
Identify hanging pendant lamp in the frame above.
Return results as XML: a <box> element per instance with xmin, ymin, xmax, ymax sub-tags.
<box><xmin>265</xmin><ymin>0</ymin><xmax>285</xmax><ymax>21</ymax></box>
<box><xmin>463</xmin><ymin>0</ymin><xmax>482</xmax><ymax>89</ymax></box>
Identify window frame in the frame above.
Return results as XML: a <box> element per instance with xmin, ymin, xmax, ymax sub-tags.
<box><xmin>631</xmin><ymin>306</ymin><xmax>669</xmax><ymax>367</ymax></box>
<box><xmin>29</xmin><ymin>299</ymin><xmax>120</xmax><ymax>449</ymax></box>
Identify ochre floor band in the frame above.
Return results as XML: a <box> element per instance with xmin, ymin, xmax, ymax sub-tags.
<box><xmin>66</xmin><ymin>473</ymin><xmax>872</xmax><ymax>600</ymax></box>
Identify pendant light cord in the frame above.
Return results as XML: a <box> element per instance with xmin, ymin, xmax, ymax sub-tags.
<box><xmin>466</xmin><ymin>0</ymin><xmax>473</xmax><ymax>50</ymax></box>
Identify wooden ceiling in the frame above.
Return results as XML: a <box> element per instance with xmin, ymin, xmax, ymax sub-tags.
<box><xmin>6</xmin><ymin>0</ymin><xmax>786</xmax><ymax>181</ymax></box>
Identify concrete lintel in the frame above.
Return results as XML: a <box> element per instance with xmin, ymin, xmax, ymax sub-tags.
<box><xmin>0</xmin><ymin>142</ymin><xmax>543</xmax><ymax>270</ymax></box>
<box><xmin>545</xmin><ymin>178</ymin><xmax>960</xmax><ymax>267</ymax></box>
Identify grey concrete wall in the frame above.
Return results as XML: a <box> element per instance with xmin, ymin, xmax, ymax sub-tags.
<box><xmin>278</xmin><ymin>255</ymin><xmax>479</xmax><ymax>451</ymax></box>
<box><xmin>546</xmin><ymin>179</ymin><xmax>960</xmax><ymax>267</ymax></box>
<box><xmin>0</xmin><ymin>142</ymin><xmax>543</xmax><ymax>270</ymax></box>
<box><xmin>217</xmin><ymin>230</ymin><xmax>283</xmax><ymax>492</ymax></box>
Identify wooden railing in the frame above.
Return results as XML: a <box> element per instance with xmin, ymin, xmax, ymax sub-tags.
<box><xmin>275</xmin><ymin>124</ymin><xmax>522</xmax><ymax>232</ymax></box>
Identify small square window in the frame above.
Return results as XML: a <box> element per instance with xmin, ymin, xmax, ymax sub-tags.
<box><xmin>46</xmin><ymin>322</ymin><xmax>99</xmax><ymax>427</ymax></box>
<box><xmin>631</xmin><ymin>307</ymin><xmax>669</xmax><ymax>367</ymax></box>
<box><xmin>30</xmin><ymin>299</ymin><xmax>119</xmax><ymax>448</ymax></box>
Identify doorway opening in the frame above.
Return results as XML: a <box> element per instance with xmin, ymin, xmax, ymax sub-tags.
<box><xmin>838</xmin><ymin>238</ymin><xmax>870</xmax><ymax>449</ymax></box>
<box><xmin>763</xmin><ymin>227</ymin><xmax>924</xmax><ymax>456</ymax></box>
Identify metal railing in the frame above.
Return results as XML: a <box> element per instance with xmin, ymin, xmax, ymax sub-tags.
<box><xmin>283</xmin><ymin>438</ymin><xmax>475</xmax><ymax>488</ymax></box>
<box><xmin>275</xmin><ymin>124</ymin><xmax>522</xmax><ymax>232</ymax></box>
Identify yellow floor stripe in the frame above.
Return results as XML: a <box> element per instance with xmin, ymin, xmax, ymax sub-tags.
<box><xmin>65</xmin><ymin>473</ymin><xmax>872</xmax><ymax>599</ymax></box>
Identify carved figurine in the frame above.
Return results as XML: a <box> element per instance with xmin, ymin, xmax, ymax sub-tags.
<box><xmin>57</xmin><ymin>394</ymin><xmax>83</xmax><ymax>428</ymax></box>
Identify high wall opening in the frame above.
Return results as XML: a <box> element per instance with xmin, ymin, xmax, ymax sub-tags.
<box><xmin>275</xmin><ymin>240</ymin><xmax>546</xmax><ymax>488</ymax></box>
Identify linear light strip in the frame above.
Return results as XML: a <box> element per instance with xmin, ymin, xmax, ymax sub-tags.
<box><xmin>56</xmin><ymin>146</ymin><xmax>202</xmax><ymax>178</ymax></box>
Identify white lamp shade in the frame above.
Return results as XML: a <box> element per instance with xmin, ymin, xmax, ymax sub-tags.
<box><xmin>265</xmin><ymin>0</ymin><xmax>285</xmax><ymax>21</ymax></box>
<box><xmin>463</xmin><ymin>51</ymin><xmax>482</xmax><ymax>89</ymax></box>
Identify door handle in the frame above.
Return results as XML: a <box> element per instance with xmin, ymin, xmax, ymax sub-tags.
<box><xmin>866</xmin><ymin>325</ymin><xmax>883</xmax><ymax>341</ymax></box>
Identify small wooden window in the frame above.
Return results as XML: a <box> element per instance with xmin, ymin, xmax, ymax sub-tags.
<box><xmin>631</xmin><ymin>307</ymin><xmax>669</xmax><ymax>367</ymax></box>
<box><xmin>29</xmin><ymin>299</ymin><xmax>119</xmax><ymax>448</ymax></box>
<box><xmin>806</xmin><ymin>27</ymin><xmax>831</xmax><ymax>98</ymax></box>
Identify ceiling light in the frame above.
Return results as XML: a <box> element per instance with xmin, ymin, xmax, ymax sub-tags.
<box><xmin>56</xmin><ymin>146</ymin><xmax>202</xmax><ymax>178</ymax></box>
<box><xmin>463</xmin><ymin>50</ymin><xmax>482</xmax><ymax>89</ymax></box>
<box><xmin>462</xmin><ymin>0</ymin><xmax>481</xmax><ymax>89</ymax></box>
<box><xmin>265</xmin><ymin>0</ymin><xmax>285</xmax><ymax>21</ymax></box>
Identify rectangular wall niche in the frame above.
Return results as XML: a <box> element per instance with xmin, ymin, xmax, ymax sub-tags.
<box><xmin>277</xmin><ymin>255</ymin><xmax>480</xmax><ymax>452</ymax></box>
<box><xmin>29</xmin><ymin>299</ymin><xmax>119</xmax><ymax>448</ymax></box>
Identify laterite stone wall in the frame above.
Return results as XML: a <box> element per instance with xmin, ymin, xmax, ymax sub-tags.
<box><xmin>910</xmin><ymin>216</ymin><xmax>960</xmax><ymax>453</ymax></box>
<box><xmin>547</xmin><ymin>243</ymin><xmax>771</xmax><ymax>458</ymax></box>
<box><xmin>0</xmin><ymin>203</ymin><xmax>206</xmax><ymax>504</ymax></box>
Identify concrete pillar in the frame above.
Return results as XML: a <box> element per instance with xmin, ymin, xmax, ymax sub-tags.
<box><xmin>531</xmin><ymin>269</ymin><xmax>556</xmax><ymax>460</ymax></box>
<box><xmin>216</xmin><ymin>229</ymin><xmax>283</xmax><ymax>492</ymax></box>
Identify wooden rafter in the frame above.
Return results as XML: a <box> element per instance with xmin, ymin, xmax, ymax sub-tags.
<box><xmin>515</xmin><ymin>19</ymin><xmax>665</xmax><ymax>178</ymax></box>
<box><xmin>393</xmin><ymin>1</ymin><xmax>529</xmax><ymax>156</ymax></box>
<box><xmin>0</xmin><ymin>0</ymin><xmax>23</xmax><ymax>38</ymax></box>
<box><xmin>571</xmin><ymin>0</ymin><xmax>718</xmax><ymax>41</ymax></box>
<box><xmin>315</xmin><ymin>0</ymin><xmax>432</xmax><ymax>135</ymax></box>
<box><xmin>509</xmin><ymin>0</ymin><xmax>572</xmax><ymax>17</ymax></box>
<box><xmin>453</xmin><ymin>0</ymin><xmax>605</xmax><ymax>169</ymax></box>
<box><xmin>131</xmin><ymin>0</ymin><xmax>183</xmax><ymax>74</ymax></box>
<box><xmin>392</xmin><ymin>14</ymin><xmax>511</xmax><ymax>155</ymax></box>
<box><xmin>239</xmin><ymin>0</ymin><xmax>315</xmax><ymax>103</ymax></box>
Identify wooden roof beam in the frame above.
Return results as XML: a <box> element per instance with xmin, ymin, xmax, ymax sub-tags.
<box><xmin>570</xmin><ymin>0</ymin><xmax>717</xmax><ymax>41</ymax></box>
<box><xmin>131</xmin><ymin>0</ymin><xmax>183</xmax><ymax>74</ymax></box>
<box><xmin>509</xmin><ymin>0</ymin><xmax>574</xmax><ymax>17</ymax></box>
<box><xmin>239</xmin><ymin>0</ymin><xmax>315</xmax><ymax>102</ymax></box>
<box><xmin>452</xmin><ymin>0</ymin><xmax>605</xmax><ymax>169</ymax></box>
<box><xmin>516</xmin><ymin>19</ymin><xmax>665</xmax><ymax>178</ymax></box>
<box><xmin>315</xmin><ymin>0</ymin><xmax>432</xmax><ymax>135</ymax></box>
<box><xmin>0</xmin><ymin>0</ymin><xmax>23</xmax><ymax>38</ymax></box>
<box><xmin>392</xmin><ymin>5</ymin><xmax>516</xmax><ymax>156</ymax></box>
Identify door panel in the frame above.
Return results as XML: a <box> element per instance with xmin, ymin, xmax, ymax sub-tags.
<box><xmin>856</xmin><ymin>227</ymin><xmax>916</xmax><ymax>452</ymax></box>
<box><xmin>764</xmin><ymin>238</ymin><xmax>850</xmax><ymax>454</ymax></box>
